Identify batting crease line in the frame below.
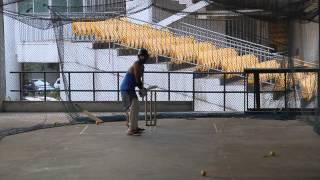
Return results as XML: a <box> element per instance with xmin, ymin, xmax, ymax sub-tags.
<box><xmin>80</xmin><ymin>125</ymin><xmax>88</xmax><ymax>135</ymax></box>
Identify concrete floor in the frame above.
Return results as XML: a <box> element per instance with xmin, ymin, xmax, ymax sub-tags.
<box><xmin>0</xmin><ymin>115</ymin><xmax>320</xmax><ymax>180</ymax></box>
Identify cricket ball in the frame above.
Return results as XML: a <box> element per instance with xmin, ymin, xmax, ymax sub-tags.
<box><xmin>269</xmin><ymin>151</ymin><xmax>276</xmax><ymax>156</ymax></box>
<box><xmin>201</xmin><ymin>170</ymin><xmax>207</xmax><ymax>176</ymax></box>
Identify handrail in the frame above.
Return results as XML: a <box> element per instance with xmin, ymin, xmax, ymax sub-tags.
<box><xmin>244</xmin><ymin>68</ymin><xmax>320</xmax><ymax>73</ymax></box>
<box><xmin>179</xmin><ymin>24</ymin><xmax>268</xmax><ymax>51</ymax></box>
<box><xmin>10</xmin><ymin>71</ymin><xmax>245</xmax><ymax>74</ymax></box>
<box><xmin>114</xmin><ymin>17</ymin><xmax>280</xmax><ymax>59</ymax></box>
<box><xmin>116</xmin><ymin>16</ymin><xmax>282</xmax><ymax>61</ymax></box>
<box><xmin>179</xmin><ymin>22</ymin><xmax>274</xmax><ymax>51</ymax></box>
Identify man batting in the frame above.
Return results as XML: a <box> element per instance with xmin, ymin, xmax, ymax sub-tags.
<box><xmin>120</xmin><ymin>48</ymin><xmax>148</xmax><ymax>136</ymax></box>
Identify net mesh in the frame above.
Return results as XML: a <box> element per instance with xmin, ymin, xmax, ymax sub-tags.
<box><xmin>0</xmin><ymin>0</ymin><xmax>319</xmax><ymax>138</ymax></box>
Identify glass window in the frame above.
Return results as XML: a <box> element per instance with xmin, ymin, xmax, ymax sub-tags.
<box><xmin>34</xmin><ymin>0</ymin><xmax>49</xmax><ymax>13</ymax></box>
<box><xmin>52</xmin><ymin>0</ymin><xmax>67</xmax><ymax>13</ymax></box>
<box><xmin>19</xmin><ymin>0</ymin><xmax>86</xmax><ymax>15</ymax></box>
<box><xmin>69</xmin><ymin>0</ymin><xmax>83</xmax><ymax>12</ymax></box>
<box><xmin>18</xmin><ymin>0</ymin><xmax>33</xmax><ymax>14</ymax></box>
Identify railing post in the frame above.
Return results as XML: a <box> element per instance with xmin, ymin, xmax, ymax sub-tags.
<box><xmin>243</xmin><ymin>73</ymin><xmax>246</xmax><ymax>112</ymax></box>
<box><xmin>68</xmin><ymin>72</ymin><xmax>71</xmax><ymax>101</ymax></box>
<box><xmin>246</xmin><ymin>74</ymin><xmax>249</xmax><ymax>110</ymax></box>
<box><xmin>168</xmin><ymin>72</ymin><xmax>171</xmax><ymax>101</ymax></box>
<box><xmin>117</xmin><ymin>72</ymin><xmax>120</xmax><ymax>101</ymax></box>
<box><xmin>318</xmin><ymin>71</ymin><xmax>320</xmax><ymax>114</ymax></box>
<box><xmin>254</xmin><ymin>72</ymin><xmax>260</xmax><ymax>109</ymax></box>
<box><xmin>19</xmin><ymin>72</ymin><xmax>22</xmax><ymax>101</ymax></box>
<box><xmin>223</xmin><ymin>73</ymin><xmax>226</xmax><ymax>111</ymax></box>
<box><xmin>92</xmin><ymin>72</ymin><xmax>95</xmax><ymax>101</ymax></box>
<box><xmin>192</xmin><ymin>73</ymin><xmax>195</xmax><ymax>111</ymax></box>
<box><xmin>284</xmin><ymin>73</ymin><xmax>287</xmax><ymax>109</ymax></box>
<box><xmin>44</xmin><ymin>72</ymin><xmax>47</xmax><ymax>102</ymax></box>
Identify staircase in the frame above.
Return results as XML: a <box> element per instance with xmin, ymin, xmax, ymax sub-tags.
<box><xmin>155</xmin><ymin>0</ymin><xmax>210</xmax><ymax>27</ymax></box>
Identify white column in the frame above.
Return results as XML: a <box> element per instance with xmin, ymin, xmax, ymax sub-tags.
<box><xmin>4</xmin><ymin>3</ymin><xmax>21</xmax><ymax>101</ymax></box>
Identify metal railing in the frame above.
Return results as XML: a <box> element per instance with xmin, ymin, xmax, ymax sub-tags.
<box><xmin>244</xmin><ymin>68</ymin><xmax>320</xmax><ymax>112</ymax></box>
<box><xmin>152</xmin><ymin>11</ymin><xmax>282</xmax><ymax>61</ymax></box>
<box><xmin>10</xmin><ymin>69</ymin><xmax>319</xmax><ymax>112</ymax></box>
<box><xmin>176</xmin><ymin>22</ymin><xmax>283</xmax><ymax>61</ymax></box>
<box><xmin>10</xmin><ymin>71</ymin><xmax>246</xmax><ymax>112</ymax></box>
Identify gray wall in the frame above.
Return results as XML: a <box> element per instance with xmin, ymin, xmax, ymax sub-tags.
<box><xmin>0</xmin><ymin>0</ymin><xmax>5</xmax><ymax>111</ymax></box>
<box><xmin>3</xmin><ymin>101</ymin><xmax>193</xmax><ymax>112</ymax></box>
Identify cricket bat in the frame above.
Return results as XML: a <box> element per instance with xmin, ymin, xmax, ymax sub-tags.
<box><xmin>74</xmin><ymin>104</ymin><xmax>104</xmax><ymax>125</ymax></box>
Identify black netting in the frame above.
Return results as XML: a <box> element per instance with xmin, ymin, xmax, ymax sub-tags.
<box><xmin>0</xmin><ymin>0</ymin><xmax>319</xmax><ymax>138</ymax></box>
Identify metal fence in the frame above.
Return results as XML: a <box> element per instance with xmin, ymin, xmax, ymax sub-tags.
<box><xmin>10</xmin><ymin>71</ymin><xmax>246</xmax><ymax>112</ymax></box>
<box><xmin>10</xmin><ymin>69</ymin><xmax>320</xmax><ymax>112</ymax></box>
<box><xmin>244</xmin><ymin>68</ymin><xmax>320</xmax><ymax>112</ymax></box>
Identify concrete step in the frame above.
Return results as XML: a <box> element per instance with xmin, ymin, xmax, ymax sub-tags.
<box><xmin>173</xmin><ymin>0</ymin><xmax>194</xmax><ymax>7</ymax></box>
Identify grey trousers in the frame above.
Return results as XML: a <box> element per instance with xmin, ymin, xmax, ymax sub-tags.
<box><xmin>121</xmin><ymin>91</ymin><xmax>139</xmax><ymax>131</ymax></box>
<box><xmin>128</xmin><ymin>97</ymin><xmax>139</xmax><ymax>131</ymax></box>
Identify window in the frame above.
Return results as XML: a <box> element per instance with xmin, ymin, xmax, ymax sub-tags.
<box><xmin>19</xmin><ymin>0</ymin><xmax>83</xmax><ymax>15</ymax></box>
<box><xmin>34</xmin><ymin>0</ymin><xmax>49</xmax><ymax>13</ymax></box>
<box><xmin>18</xmin><ymin>0</ymin><xmax>34</xmax><ymax>14</ymax></box>
<box><xmin>84</xmin><ymin>0</ymin><xmax>126</xmax><ymax>13</ymax></box>
<box><xmin>69</xmin><ymin>0</ymin><xmax>82</xmax><ymax>12</ymax></box>
<box><xmin>51</xmin><ymin>0</ymin><xmax>67</xmax><ymax>13</ymax></box>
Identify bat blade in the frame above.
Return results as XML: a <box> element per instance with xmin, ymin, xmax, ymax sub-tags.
<box><xmin>75</xmin><ymin>104</ymin><xmax>104</xmax><ymax>125</ymax></box>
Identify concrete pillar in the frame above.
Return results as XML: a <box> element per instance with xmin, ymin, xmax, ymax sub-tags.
<box><xmin>0</xmin><ymin>0</ymin><xmax>5</xmax><ymax>110</ymax></box>
<box><xmin>292</xmin><ymin>20</ymin><xmax>319</xmax><ymax>65</ymax></box>
<box><xmin>4</xmin><ymin>3</ymin><xmax>21</xmax><ymax>101</ymax></box>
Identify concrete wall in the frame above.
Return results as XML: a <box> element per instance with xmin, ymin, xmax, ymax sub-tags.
<box><xmin>0</xmin><ymin>0</ymin><xmax>5</xmax><ymax>111</ymax></box>
<box><xmin>17</xmin><ymin>42</ymin><xmax>59</xmax><ymax>63</ymax></box>
<box><xmin>60</xmin><ymin>43</ymin><xmax>182</xmax><ymax>102</ymax></box>
<box><xmin>3</xmin><ymin>101</ymin><xmax>193</xmax><ymax>112</ymax></box>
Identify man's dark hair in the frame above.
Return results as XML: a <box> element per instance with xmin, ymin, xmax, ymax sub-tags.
<box><xmin>138</xmin><ymin>48</ymin><xmax>149</xmax><ymax>57</ymax></box>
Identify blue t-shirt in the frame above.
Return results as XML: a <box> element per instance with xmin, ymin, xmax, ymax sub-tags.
<box><xmin>120</xmin><ymin>61</ymin><xmax>144</xmax><ymax>92</ymax></box>
<box><xmin>120</xmin><ymin>72</ymin><xmax>136</xmax><ymax>92</ymax></box>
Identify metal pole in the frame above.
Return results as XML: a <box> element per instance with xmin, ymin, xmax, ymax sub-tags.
<box><xmin>284</xmin><ymin>73</ymin><xmax>287</xmax><ymax>109</ymax></box>
<box><xmin>44</xmin><ymin>72</ymin><xmax>47</xmax><ymax>102</ymax></box>
<box><xmin>254</xmin><ymin>72</ymin><xmax>260</xmax><ymax>109</ymax></box>
<box><xmin>68</xmin><ymin>72</ymin><xmax>71</xmax><ymax>101</ymax></box>
<box><xmin>223</xmin><ymin>73</ymin><xmax>226</xmax><ymax>111</ymax></box>
<box><xmin>168</xmin><ymin>72</ymin><xmax>170</xmax><ymax>101</ymax></box>
<box><xmin>145</xmin><ymin>91</ymin><xmax>148</xmax><ymax>126</ymax></box>
<box><xmin>150</xmin><ymin>91</ymin><xmax>153</xmax><ymax>124</ymax></box>
<box><xmin>243</xmin><ymin>73</ymin><xmax>246</xmax><ymax>112</ymax></box>
<box><xmin>192</xmin><ymin>73</ymin><xmax>195</xmax><ymax>111</ymax></box>
<box><xmin>247</xmin><ymin>74</ymin><xmax>249</xmax><ymax>110</ymax></box>
<box><xmin>154</xmin><ymin>91</ymin><xmax>157</xmax><ymax>126</ymax></box>
<box><xmin>19</xmin><ymin>72</ymin><xmax>22</xmax><ymax>101</ymax></box>
<box><xmin>318</xmin><ymin>71</ymin><xmax>320</xmax><ymax>114</ymax></box>
<box><xmin>92</xmin><ymin>72</ymin><xmax>95</xmax><ymax>101</ymax></box>
<box><xmin>117</xmin><ymin>72</ymin><xmax>120</xmax><ymax>101</ymax></box>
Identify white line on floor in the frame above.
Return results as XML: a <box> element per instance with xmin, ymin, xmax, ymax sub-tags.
<box><xmin>212</xmin><ymin>122</ymin><xmax>218</xmax><ymax>133</ymax></box>
<box><xmin>80</xmin><ymin>125</ymin><xmax>88</xmax><ymax>135</ymax></box>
